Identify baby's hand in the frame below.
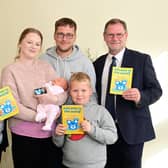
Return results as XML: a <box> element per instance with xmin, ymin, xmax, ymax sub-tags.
<box><xmin>81</xmin><ymin>120</ymin><xmax>91</xmax><ymax>133</ymax></box>
<box><xmin>55</xmin><ymin>124</ymin><xmax>66</xmax><ymax>136</ymax></box>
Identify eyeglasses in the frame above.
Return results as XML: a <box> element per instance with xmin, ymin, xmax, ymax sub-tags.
<box><xmin>105</xmin><ymin>33</ymin><xmax>126</xmax><ymax>39</ymax></box>
<box><xmin>56</xmin><ymin>32</ymin><xmax>74</xmax><ymax>39</ymax></box>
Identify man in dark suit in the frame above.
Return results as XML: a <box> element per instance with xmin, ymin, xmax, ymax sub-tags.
<box><xmin>93</xmin><ymin>18</ymin><xmax>162</xmax><ymax>168</ymax></box>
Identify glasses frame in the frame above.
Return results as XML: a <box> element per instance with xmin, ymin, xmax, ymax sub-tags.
<box><xmin>55</xmin><ymin>32</ymin><xmax>74</xmax><ymax>40</ymax></box>
<box><xmin>105</xmin><ymin>32</ymin><xmax>126</xmax><ymax>39</ymax></box>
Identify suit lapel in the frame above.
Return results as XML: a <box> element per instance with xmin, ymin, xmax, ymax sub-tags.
<box><xmin>99</xmin><ymin>55</ymin><xmax>107</xmax><ymax>76</ymax></box>
<box><xmin>121</xmin><ymin>49</ymin><xmax>133</xmax><ymax>67</ymax></box>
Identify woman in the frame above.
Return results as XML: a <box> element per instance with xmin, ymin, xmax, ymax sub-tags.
<box><xmin>0</xmin><ymin>28</ymin><xmax>67</xmax><ymax>168</ymax></box>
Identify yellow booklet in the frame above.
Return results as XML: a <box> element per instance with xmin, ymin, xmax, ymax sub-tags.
<box><xmin>110</xmin><ymin>67</ymin><xmax>133</xmax><ymax>95</ymax></box>
<box><xmin>62</xmin><ymin>105</ymin><xmax>84</xmax><ymax>134</ymax></box>
<box><xmin>0</xmin><ymin>86</ymin><xmax>19</xmax><ymax>120</ymax></box>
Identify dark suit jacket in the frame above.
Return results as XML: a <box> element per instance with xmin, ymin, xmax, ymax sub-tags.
<box><xmin>93</xmin><ymin>48</ymin><xmax>162</xmax><ymax>144</ymax></box>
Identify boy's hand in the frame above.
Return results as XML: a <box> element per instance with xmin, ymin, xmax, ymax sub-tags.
<box><xmin>55</xmin><ymin>124</ymin><xmax>66</xmax><ymax>136</ymax></box>
<box><xmin>81</xmin><ymin>120</ymin><xmax>91</xmax><ymax>133</ymax></box>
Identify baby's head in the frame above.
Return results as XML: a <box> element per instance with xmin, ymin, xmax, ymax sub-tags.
<box><xmin>69</xmin><ymin>72</ymin><xmax>92</xmax><ymax>105</ymax></box>
<box><xmin>52</xmin><ymin>77</ymin><xmax>68</xmax><ymax>90</ymax></box>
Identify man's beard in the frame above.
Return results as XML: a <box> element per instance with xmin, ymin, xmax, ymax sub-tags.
<box><xmin>56</xmin><ymin>46</ymin><xmax>73</xmax><ymax>53</ymax></box>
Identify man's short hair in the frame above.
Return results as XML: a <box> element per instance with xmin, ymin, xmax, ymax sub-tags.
<box><xmin>104</xmin><ymin>18</ymin><xmax>127</xmax><ymax>33</ymax></box>
<box><xmin>55</xmin><ymin>17</ymin><xmax>77</xmax><ymax>33</ymax></box>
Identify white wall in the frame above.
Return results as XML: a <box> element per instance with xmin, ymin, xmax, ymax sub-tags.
<box><xmin>1</xmin><ymin>0</ymin><xmax>168</xmax><ymax>67</ymax></box>
<box><xmin>0</xmin><ymin>0</ymin><xmax>168</xmax><ymax>167</ymax></box>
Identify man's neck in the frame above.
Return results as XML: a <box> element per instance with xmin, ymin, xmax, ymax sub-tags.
<box><xmin>109</xmin><ymin>47</ymin><xmax>125</xmax><ymax>56</ymax></box>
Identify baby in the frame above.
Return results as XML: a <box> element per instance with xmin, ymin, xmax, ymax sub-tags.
<box><xmin>35</xmin><ymin>77</ymin><xmax>68</xmax><ymax>131</ymax></box>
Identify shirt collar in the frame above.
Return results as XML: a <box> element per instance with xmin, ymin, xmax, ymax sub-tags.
<box><xmin>107</xmin><ymin>48</ymin><xmax>125</xmax><ymax>66</ymax></box>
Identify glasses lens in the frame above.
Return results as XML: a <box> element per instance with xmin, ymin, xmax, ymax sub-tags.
<box><xmin>56</xmin><ymin>33</ymin><xmax>74</xmax><ymax>39</ymax></box>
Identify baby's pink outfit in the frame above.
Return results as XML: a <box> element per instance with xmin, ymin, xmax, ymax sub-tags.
<box><xmin>35</xmin><ymin>81</ymin><xmax>64</xmax><ymax>131</ymax></box>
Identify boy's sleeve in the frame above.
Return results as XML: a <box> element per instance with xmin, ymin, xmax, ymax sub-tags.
<box><xmin>52</xmin><ymin>133</ymin><xmax>65</xmax><ymax>147</ymax></box>
<box><xmin>52</xmin><ymin>117</ymin><xmax>65</xmax><ymax>147</ymax></box>
<box><xmin>88</xmin><ymin>106</ymin><xmax>118</xmax><ymax>145</ymax></box>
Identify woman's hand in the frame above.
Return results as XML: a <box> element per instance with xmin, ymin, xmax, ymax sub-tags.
<box><xmin>34</xmin><ymin>87</ymin><xmax>58</xmax><ymax>104</ymax></box>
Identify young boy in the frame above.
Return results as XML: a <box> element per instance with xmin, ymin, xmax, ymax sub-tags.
<box><xmin>52</xmin><ymin>72</ymin><xmax>118</xmax><ymax>168</ymax></box>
